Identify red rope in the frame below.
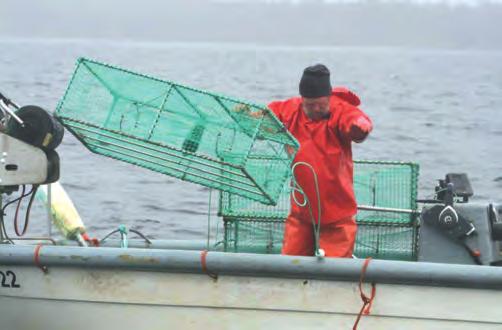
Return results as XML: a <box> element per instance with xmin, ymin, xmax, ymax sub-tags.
<box><xmin>34</xmin><ymin>244</ymin><xmax>48</xmax><ymax>273</ymax></box>
<box><xmin>200</xmin><ymin>250</ymin><xmax>217</xmax><ymax>280</ymax></box>
<box><xmin>353</xmin><ymin>257</ymin><xmax>376</xmax><ymax>330</ymax></box>
<box><xmin>82</xmin><ymin>233</ymin><xmax>100</xmax><ymax>247</ymax></box>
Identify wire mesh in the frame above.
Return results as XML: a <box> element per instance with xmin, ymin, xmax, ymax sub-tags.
<box><xmin>223</xmin><ymin>218</ymin><xmax>417</xmax><ymax>260</ymax></box>
<box><xmin>224</xmin><ymin>218</ymin><xmax>284</xmax><ymax>254</ymax></box>
<box><xmin>354</xmin><ymin>223</ymin><xmax>417</xmax><ymax>260</ymax></box>
<box><xmin>220</xmin><ymin>160</ymin><xmax>420</xmax><ymax>259</ymax></box>
<box><xmin>55</xmin><ymin>58</ymin><xmax>298</xmax><ymax>205</ymax></box>
<box><xmin>354</xmin><ymin>161</ymin><xmax>419</xmax><ymax>224</ymax></box>
<box><xmin>220</xmin><ymin>160</ymin><xmax>419</xmax><ymax>223</ymax></box>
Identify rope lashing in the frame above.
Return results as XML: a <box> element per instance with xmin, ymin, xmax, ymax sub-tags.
<box><xmin>82</xmin><ymin>233</ymin><xmax>100</xmax><ymax>247</ymax></box>
<box><xmin>33</xmin><ymin>243</ymin><xmax>48</xmax><ymax>274</ymax></box>
<box><xmin>118</xmin><ymin>224</ymin><xmax>128</xmax><ymax>248</ymax></box>
<box><xmin>200</xmin><ymin>250</ymin><xmax>218</xmax><ymax>280</ymax></box>
<box><xmin>353</xmin><ymin>257</ymin><xmax>376</xmax><ymax>330</ymax></box>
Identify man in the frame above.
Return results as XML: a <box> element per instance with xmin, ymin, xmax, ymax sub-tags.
<box><xmin>267</xmin><ymin>64</ymin><xmax>372</xmax><ymax>258</ymax></box>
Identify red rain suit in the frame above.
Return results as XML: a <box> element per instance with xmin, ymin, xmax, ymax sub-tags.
<box><xmin>268</xmin><ymin>87</ymin><xmax>372</xmax><ymax>257</ymax></box>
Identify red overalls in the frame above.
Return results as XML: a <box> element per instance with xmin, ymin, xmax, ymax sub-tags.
<box><xmin>268</xmin><ymin>88</ymin><xmax>372</xmax><ymax>257</ymax></box>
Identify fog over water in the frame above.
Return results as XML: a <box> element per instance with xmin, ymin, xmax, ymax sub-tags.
<box><xmin>0</xmin><ymin>1</ymin><xmax>501</xmax><ymax>240</ymax></box>
<box><xmin>1</xmin><ymin>0</ymin><xmax>502</xmax><ymax>49</ymax></box>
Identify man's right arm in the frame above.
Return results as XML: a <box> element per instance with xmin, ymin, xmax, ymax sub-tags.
<box><xmin>332</xmin><ymin>102</ymin><xmax>373</xmax><ymax>143</ymax></box>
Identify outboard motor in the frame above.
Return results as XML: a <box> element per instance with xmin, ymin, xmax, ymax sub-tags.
<box><xmin>419</xmin><ymin>173</ymin><xmax>502</xmax><ymax>266</ymax></box>
<box><xmin>0</xmin><ymin>92</ymin><xmax>63</xmax><ymax>194</ymax></box>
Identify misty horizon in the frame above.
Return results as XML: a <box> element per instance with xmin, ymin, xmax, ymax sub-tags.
<box><xmin>1</xmin><ymin>0</ymin><xmax>502</xmax><ymax>49</ymax></box>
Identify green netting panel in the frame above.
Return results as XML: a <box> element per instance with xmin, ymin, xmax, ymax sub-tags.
<box><xmin>55</xmin><ymin>58</ymin><xmax>298</xmax><ymax>205</ymax></box>
<box><xmin>223</xmin><ymin>218</ymin><xmax>417</xmax><ymax>260</ymax></box>
<box><xmin>219</xmin><ymin>160</ymin><xmax>419</xmax><ymax>224</ymax></box>
<box><xmin>354</xmin><ymin>224</ymin><xmax>417</xmax><ymax>260</ymax></box>
<box><xmin>224</xmin><ymin>219</ymin><xmax>284</xmax><ymax>254</ymax></box>
<box><xmin>219</xmin><ymin>174</ymin><xmax>291</xmax><ymax>219</ymax></box>
<box><xmin>219</xmin><ymin>160</ymin><xmax>419</xmax><ymax>259</ymax></box>
<box><xmin>354</xmin><ymin>161</ymin><xmax>419</xmax><ymax>224</ymax></box>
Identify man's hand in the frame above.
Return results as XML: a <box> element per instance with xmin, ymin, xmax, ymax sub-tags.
<box><xmin>349</xmin><ymin>117</ymin><xmax>372</xmax><ymax>143</ymax></box>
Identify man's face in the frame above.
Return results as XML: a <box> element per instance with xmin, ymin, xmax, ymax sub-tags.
<box><xmin>302</xmin><ymin>96</ymin><xmax>331</xmax><ymax>121</ymax></box>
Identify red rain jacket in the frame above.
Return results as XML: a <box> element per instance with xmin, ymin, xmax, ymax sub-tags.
<box><xmin>268</xmin><ymin>88</ymin><xmax>372</xmax><ymax>224</ymax></box>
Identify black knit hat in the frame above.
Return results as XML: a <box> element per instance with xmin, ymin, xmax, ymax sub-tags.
<box><xmin>299</xmin><ymin>64</ymin><xmax>332</xmax><ymax>98</ymax></box>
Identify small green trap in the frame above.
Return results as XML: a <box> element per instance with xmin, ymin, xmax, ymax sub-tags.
<box><xmin>220</xmin><ymin>161</ymin><xmax>420</xmax><ymax>260</ymax></box>
<box><xmin>55</xmin><ymin>58</ymin><xmax>298</xmax><ymax>205</ymax></box>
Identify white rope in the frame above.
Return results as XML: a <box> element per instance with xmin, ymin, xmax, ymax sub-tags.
<box><xmin>291</xmin><ymin>162</ymin><xmax>324</xmax><ymax>258</ymax></box>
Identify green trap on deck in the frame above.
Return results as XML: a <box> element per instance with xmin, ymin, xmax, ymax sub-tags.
<box><xmin>223</xmin><ymin>220</ymin><xmax>418</xmax><ymax>260</ymax></box>
<box><xmin>220</xmin><ymin>161</ymin><xmax>420</xmax><ymax>260</ymax></box>
<box><xmin>55</xmin><ymin>58</ymin><xmax>298</xmax><ymax>205</ymax></box>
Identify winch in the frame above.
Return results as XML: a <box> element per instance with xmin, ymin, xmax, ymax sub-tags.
<box><xmin>0</xmin><ymin>92</ymin><xmax>62</xmax><ymax>192</ymax></box>
<box><xmin>419</xmin><ymin>173</ymin><xmax>502</xmax><ymax>266</ymax></box>
<box><xmin>0</xmin><ymin>91</ymin><xmax>64</xmax><ymax>241</ymax></box>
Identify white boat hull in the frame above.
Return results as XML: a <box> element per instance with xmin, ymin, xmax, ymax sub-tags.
<box><xmin>1</xmin><ymin>265</ymin><xmax>500</xmax><ymax>330</ymax></box>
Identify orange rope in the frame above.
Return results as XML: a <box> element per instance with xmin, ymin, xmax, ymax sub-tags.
<box><xmin>353</xmin><ymin>257</ymin><xmax>376</xmax><ymax>330</ymax></box>
<box><xmin>82</xmin><ymin>233</ymin><xmax>100</xmax><ymax>247</ymax></box>
<box><xmin>34</xmin><ymin>244</ymin><xmax>48</xmax><ymax>273</ymax></box>
<box><xmin>200</xmin><ymin>250</ymin><xmax>218</xmax><ymax>280</ymax></box>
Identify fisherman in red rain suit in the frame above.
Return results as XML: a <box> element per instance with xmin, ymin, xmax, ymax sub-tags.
<box><xmin>268</xmin><ymin>64</ymin><xmax>372</xmax><ymax>258</ymax></box>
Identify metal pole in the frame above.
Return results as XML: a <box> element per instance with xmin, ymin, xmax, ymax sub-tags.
<box><xmin>0</xmin><ymin>100</ymin><xmax>23</xmax><ymax>126</ymax></box>
<box><xmin>0</xmin><ymin>197</ymin><xmax>4</xmax><ymax>243</ymax></box>
<box><xmin>357</xmin><ymin>204</ymin><xmax>420</xmax><ymax>214</ymax></box>
<box><xmin>2</xmin><ymin>245</ymin><xmax>502</xmax><ymax>290</ymax></box>
<box><xmin>47</xmin><ymin>184</ymin><xmax>52</xmax><ymax>237</ymax></box>
<box><xmin>75</xmin><ymin>233</ymin><xmax>88</xmax><ymax>247</ymax></box>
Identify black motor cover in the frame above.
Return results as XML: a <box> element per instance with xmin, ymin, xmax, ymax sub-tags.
<box><xmin>44</xmin><ymin>150</ymin><xmax>60</xmax><ymax>184</ymax></box>
<box><xmin>423</xmin><ymin>204</ymin><xmax>475</xmax><ymax>240</ymax></box>
<box><xmin>6</xmin><ymin>105</ymin><xmax>64</xmax><ymax>150</ymax></box>
<box><xmin>419</xmin><ymin>203</ymin><xmax>501</xmax><ymax>265</ymax></box>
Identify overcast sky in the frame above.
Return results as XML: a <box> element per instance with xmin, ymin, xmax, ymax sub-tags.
<box><xmin>214</xmin><ymin>0</ymin><xmax>502</xmax><ymax>3</ymax></box>
<box><xmin>1</xmin><ymin>0</ymin><xmax>501</xmax><ymax>48</ymax></box>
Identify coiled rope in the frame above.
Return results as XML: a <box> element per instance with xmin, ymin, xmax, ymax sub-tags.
<box><xmin>291</xmin><ymin>162</ymin><xmax>324</xmax><ymax>257</ymax></box>
<box><xmin>353</xmin><ymin>257</ymin><xmax>376</xmax><ymax>330</ymax></box>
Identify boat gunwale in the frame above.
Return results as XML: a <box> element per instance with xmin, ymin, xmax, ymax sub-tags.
<box><xmin>1</xmin><ymin>243</ymin><xmax>502</xmax><ymax>290</ymax></box>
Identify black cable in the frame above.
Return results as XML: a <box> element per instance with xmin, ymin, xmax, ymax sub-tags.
<box><xmin>14</xmin><ymin>185</ymin><xmax>38</xmax><ymax>237</ymax></box>
<box><xmin>13</xmin><ymin>185</ymin><xmax>26</xmax><ymax>236</ymax></box>
<box><xmin>100</xmin><ymin>229</ymin><xmax>120</xmax><ymax>243</ymax></box>
<box><xmin>2</xmin><ymin>185</ymin><xmax>36</xmax><ymax>213</ymax></box>
<box><xmin>1</xmin><ymin>185</ymin><xmax>32</xmax><ymax>242</ymax></box>
<box><xmin>1</xmin><ymin>185</ymin><xmax>37</xmax><ymax>238</ymax></box>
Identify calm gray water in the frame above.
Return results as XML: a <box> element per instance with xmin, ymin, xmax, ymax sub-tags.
<box><xmin>1</xmin><ymin>39</ymin><xmax>501</xmax><ymax>240</ymax></box>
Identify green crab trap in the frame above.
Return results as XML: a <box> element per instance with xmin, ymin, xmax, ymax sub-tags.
<box><xmin>55</xmin><ymin>58</ymin><xmax>298</xmax><ymax>205</ymax></box>
<box><xmin>220</xmin><ymin>161</ymin><xmax>420</xmax><ymax>260</ymax></box>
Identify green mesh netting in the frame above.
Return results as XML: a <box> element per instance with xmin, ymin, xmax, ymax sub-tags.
<box><xmin>219</xmin><ymin>161</ymin><xmax>420</xmax><ymax>260</ymax></box>
<box><xmin>223</xmin><ymin>219</ymin><xmax>417</xmax><ymax>260</ymax></box>
<box><xmin>220</xmin><ymin>161</ymin><xmax>419</xmax><ymax>224</ymax></box>
<box><xmin>354</xmin><ymin>223</ymin><xmax>417</xmax><ymax>260</ymax></box>
<box><xmin>55</xmin><ymin>58</ymin><xmax>298</xmax><ymax>205</ymax></box>
<box><xmin>354</xmin><ymin>161</ymin><xmax>419</xmax><ymax>225</ymax></box>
